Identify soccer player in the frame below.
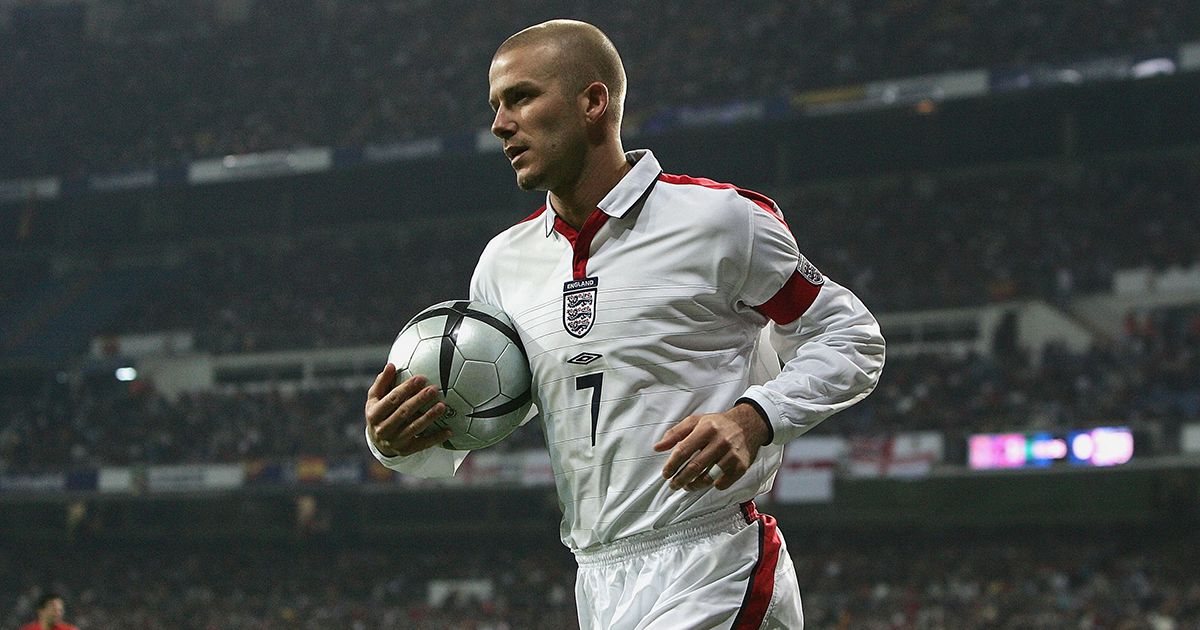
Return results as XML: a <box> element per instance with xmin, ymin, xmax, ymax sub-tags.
<box><xmin>19</xmin><ymin>593</ymin><xmax>79</xmax><ymax>630</ymax></box>
<box><xmin>366</xmin><ymin>20</ymin><xmax>884</xmax><ymax>629</ymax></box>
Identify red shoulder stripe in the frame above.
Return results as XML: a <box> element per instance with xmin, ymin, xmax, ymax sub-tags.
<box><xmin>657</xmin><ymin>173</ymin><xmax>788</xmax><ymax>228</ymax></box>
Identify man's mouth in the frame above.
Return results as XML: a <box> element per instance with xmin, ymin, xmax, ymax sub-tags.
<box><xmin>505</xmin><ymin>145</ymin><xmax>528</xmax><ymax>162</ymax></box>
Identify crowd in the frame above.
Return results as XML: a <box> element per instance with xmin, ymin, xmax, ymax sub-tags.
<box><xmin>3</xmin><ymin>529</ymin><xmax>1198</xmax><ymax>629</ymax></box>
<box><xmin>786</xmin><ymin>155</ymin><xmax>1200</xmax><ymax>313</ymax></box>
<box><xmin>793</xmin><ymin>530</ymin><xmax>1200</xmax><ymax>629</ymax></box>
<box><xmin>3</xmin><ymin>0</ymin><xmax>1198</xmax><ymax>178</ymax></box>
<box><xmin>0</xmin><ymin>375</ymin><xmax>552</xmax><ymax>473</ymax></box>
<box><xmin>826</xmin><ymin>305</ymin><xmax>1200</xmax><ymax>451</ymax></box>
<box><xmin>110</xmin><ymin>224</ymin><xmax>491</xmax><ymax>354</ymax></box>
<box><xmin>1</xmin><ymin>544</ymin><xmax>578</xmax><ymax>629</ymax></box>
<box><xmin>2</xmin><ymin>304</ymin><xmax>1194</xmax><ymax>473</ymax></box>
<box><xmin>61</xmin><ymin>154</ymin><xmax>1193</xmax><ymax>354</ymax></box>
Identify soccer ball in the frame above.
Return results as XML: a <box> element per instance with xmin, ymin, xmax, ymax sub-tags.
<box><xmin>387</xmin><ymin>300</ymin><xmax>533</xmax><ymax>450</ymax></box>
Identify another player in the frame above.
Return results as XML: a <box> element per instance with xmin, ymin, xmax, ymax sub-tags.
<box><xmin>19</xmin><ymin>593</ymin><xmax>79</xmax><ymax>630</ymax></box>
<box><xmin>366</xmin><ymin>20</ymin><xmax>885</xmax><ymax>629</ymax></box>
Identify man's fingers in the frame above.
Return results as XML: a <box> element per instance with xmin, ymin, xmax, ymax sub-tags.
<box><xmin>365</xmin><ymin>368</ymin><xmax>451</xmax><ymax>458</ymax></box>
<box><xmin>395</xmin><ymin>402</ymin><xmax>448</xmax><ymax>443</ymax></box>
<box><xmin>712</xmin><ymin>453</ymin><xmax>746</xmax><ymax>490</ymax></box>
<box><xmin>670</xmin><ymin>442</ymin><xmax>726</xmax><ymax>491</ymax></box>
<box><xmin>399</xmin><ymin>427</ymin><xmax>454</xmax><ymax>456</ymax></box>
<box><xmin>688</xmin><ymin>454</ymin><xmax>745</xmax><ymax>491</ymax></box>
<box><xmin>376</xmin><ymin>384</ymin><xmax>439</xmax><ymax>439</ymax></box>
<box><xmin>653</xmin><ymin>416</ymin><xmax>697</xmax><ymax>452</ymax></box>
<box><xmin>660</xmin><ymin>423</ymin><xmax>705</xmax><ymax>480</ymax></box>
<box><xmin>367</xmin><ymin>363</ymin><xmax>397</xmax><ymax>404</ymax></box>
<box><xmin>366</xmin><ymin>375</ymin><xmax>428</xmax><ymax>426</ymax></box>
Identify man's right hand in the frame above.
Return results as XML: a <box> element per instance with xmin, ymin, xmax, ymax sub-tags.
<box><xmin>365</xmin><ymin>363</ymin><xmax>452</xmax><ymax>457</ymax></box>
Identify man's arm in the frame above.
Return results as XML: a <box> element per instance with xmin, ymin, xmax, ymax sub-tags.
<box><xmin>656</xmin><ymin>278</ymin><xmax>884</xmax><ymax>490</ymax></box>
<box><xmin>658</xmin><ymin>193</ymin><xmax>884</xmax><ymax>491</ymax></box>
<box><xmin>739</xmin><ymin>276</ymin><xmax>885</xmax><ymax>445</ymax></box>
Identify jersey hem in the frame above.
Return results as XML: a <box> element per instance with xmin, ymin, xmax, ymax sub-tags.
<box><xmin>573</xmin><ymin>502</ymin><xmax>752</xmax><ymax>568</ymax></box>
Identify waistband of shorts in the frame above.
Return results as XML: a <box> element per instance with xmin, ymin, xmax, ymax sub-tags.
<box><xmin>573</xmin><ymin>502</ymin><xmax>757</xmax><ymax>568</ymax></box>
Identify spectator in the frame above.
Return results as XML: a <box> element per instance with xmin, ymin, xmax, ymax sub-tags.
<box><xmin>17</xmin><ymin>592</ymin><xmax>78</xmax><ymax>630</ymax></box>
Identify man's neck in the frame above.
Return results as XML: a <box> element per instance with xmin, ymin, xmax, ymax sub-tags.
<box><xmin>549</xmin><ymin>148</ymin><xmax>631</xmax><ymax>230</ymax></box>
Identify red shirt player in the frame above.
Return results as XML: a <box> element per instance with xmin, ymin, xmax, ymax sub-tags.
<box><xmin>19</xmin><ymin>593</ymin><xmax>79</xmax><ymax>630</ymax></box>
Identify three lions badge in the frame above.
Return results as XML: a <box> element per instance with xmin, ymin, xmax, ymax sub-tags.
<box><xmin>563</xmin><ymin>277</ymin><xmax>598</xmax><ymax>338</ymax></box>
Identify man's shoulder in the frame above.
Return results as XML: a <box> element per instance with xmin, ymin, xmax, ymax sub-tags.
<box><xmin>655</xmin><ymin>173</ymin><xmax>776</xmax><ymax>209</ymax></box>
<box><xmin>648</xmin><ymin>172</ymin><xmax>787</xmax><ymax>241</ymax></box>
<box><xmin>652</xmin><ymin>172</ymin><xmax>783</xmax><ymax>223</ymax></box>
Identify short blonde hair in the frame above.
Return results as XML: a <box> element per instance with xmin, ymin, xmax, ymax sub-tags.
<box><xmin>496</xmin><ymin>19</ymin><xmax>626</xmax><ymax>126</ymax></box>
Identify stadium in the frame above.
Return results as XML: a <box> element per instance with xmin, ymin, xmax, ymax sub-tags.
<box><xmin>2</xmin><ymin>1</ymin><xmax>1200</xmax><ymax>628</ymax></box>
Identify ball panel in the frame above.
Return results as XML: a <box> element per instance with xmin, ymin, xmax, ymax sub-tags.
<box><xmin>453</xmin><ymin>360</ymin><xmax>501</xmax><ymax>407</ymax></box>
<box><xmin>415</xmin><ymin>316</ymin><xmax>448</xmax><ymax>341</ymax></box>
<box><xmin>495</xmin><ymin>344</ymin><xmax>532</xmax><ymax>398</ymax></box>
<box><xmin>464</xmin><ymin>416</ymin><xmax>512</xmax><ymax>443</ymax></box>
<box><xmin>407</xmin><ymin>337</ymin><xmax>446</xmax><ymax>387</ymax></box>
<box><xmin>447</xmin><ymin>348</ymin><xmax>465</xmax><ymax>390</ymax></box>
<box><xmin>387</xmin><ymin>328</ymin><xmax>422</xmax><ymax>372</ymax></box>
<box><xmin>397</xmin><ymin>367</ymin><xmax>414</xmax><ymax>387</ymax></box>
<box><xmin>440</xmin><ymin>388</ymin><xmax>471</xmax><ymax>423</ymax></box>
<box><xmin>446</xmin><ymin>432</ymin><xmax>489</xmax><ymax>451</ymax></box>
<box><xmin>454</xmin><ymin>319</ymin><xmax>517</xmax><ymax>362</ymax></box>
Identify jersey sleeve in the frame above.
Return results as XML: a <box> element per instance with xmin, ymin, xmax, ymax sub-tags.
<box><xmin>365</xmin><ymin>426</ymin><xmax>468</xmax><ymax>478</ymax></box>
<box><xmin>735</xmin><ymin>198</ymin><xmax>885</xmax><ymax>444</ymax></box>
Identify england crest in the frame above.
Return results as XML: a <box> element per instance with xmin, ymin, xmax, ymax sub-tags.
<box><xmin>562</xmin><ymin>277</ymin><xmax>599</xmax><ymax>338</ymax></box>
<box><xmin>798</xmin><ymin>256</ymin><xmax>825</xmax><ymax>286</ymax></box>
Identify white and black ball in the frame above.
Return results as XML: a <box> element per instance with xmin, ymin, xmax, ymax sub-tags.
<box><xmin>387</xmin><ymin>300</ymin><xmax>532</xmax><ymax>450</ymax></box>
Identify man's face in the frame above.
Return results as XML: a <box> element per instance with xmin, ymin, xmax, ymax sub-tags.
<box><xmin>489</xmin><ymin>44</ymin><xmax>588</xmax><ymax>192</ymax></box>
<box><xmin>39</xmin><ymin>598</ymin><xmax>64</xmax><ymax>623</ymax></box>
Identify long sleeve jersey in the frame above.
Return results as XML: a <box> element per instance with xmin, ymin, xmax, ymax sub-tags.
<box><xmin>369</xmin><ymin>149</ymin><xmax>885</xmax><ymax>551</ymax></box>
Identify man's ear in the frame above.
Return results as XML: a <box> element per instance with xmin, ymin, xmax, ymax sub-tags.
<box><xmin>582</xmin><ymin>81</ymin><xmax>610</xmax><ymax>125</ymax></box>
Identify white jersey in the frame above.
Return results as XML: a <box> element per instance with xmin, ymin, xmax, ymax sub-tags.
<box><xmin>369</xmin><ymin>149</ymin><xmax>884</xmax><ymax>551</ymax></box>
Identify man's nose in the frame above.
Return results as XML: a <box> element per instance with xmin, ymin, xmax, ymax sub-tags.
<box><xmin>492</xmin><ymin>107</ymin><xmax>516</xmax><ymax>139</ymax></box>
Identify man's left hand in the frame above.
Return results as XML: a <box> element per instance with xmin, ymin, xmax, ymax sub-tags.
<box><xmin>653</xmin><ymin>403</ymin><xmax>771</xmax><ymax>492</ymax></box>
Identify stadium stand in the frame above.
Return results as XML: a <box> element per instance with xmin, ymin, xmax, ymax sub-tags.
<box><xmin>1</xmin><ymin>544</ymin><xmax>579</xmax><ymax>629</ymax></box>
<box><xmin>1</xmin><ymin>153</ymin><xmax>1187</xmax><ymax>355</ymax></box>
<box><xmin>3</xmin><ymin>529</ymin><xmax>1198</xmax><ymax>629</ymax></box>
<box><xmin>2</xmin><ymin>0</ymin><xmax>1198</xmax><ymax>178</ymax></box>
<box><xmin>2</xmin><ymin>304</ymin><xmax>1195</xmax><ymax>472</ymax></box>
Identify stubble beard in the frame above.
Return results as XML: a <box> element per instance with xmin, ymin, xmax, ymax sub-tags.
<box><xmin>515</xmin><ymin>169</ymin><xmax>543</xmax><ymax>191</ymax></box>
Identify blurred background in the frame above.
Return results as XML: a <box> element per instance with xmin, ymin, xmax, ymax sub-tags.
<box><xmin>2</xmin><ymin>1</ymin><xmax>1200</xmax><ymax>628</ymax></box>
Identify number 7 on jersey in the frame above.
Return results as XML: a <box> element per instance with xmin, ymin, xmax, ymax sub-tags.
<box><xmin>575</xmin><ymin>373</ymin><xmax>603</xmax><ymax>446</ymax></box>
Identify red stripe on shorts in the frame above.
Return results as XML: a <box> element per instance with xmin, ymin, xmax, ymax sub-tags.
<box><xmin>732</xmin><ymin>501</ymin><xmax>782</xmax><ymax>630</ymax></box>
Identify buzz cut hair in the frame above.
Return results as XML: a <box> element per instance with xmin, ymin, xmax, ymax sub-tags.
<box><xmin>496</xmin><ymin>19</ymin><xmax>626</xmax><ymax>125</ymax></box>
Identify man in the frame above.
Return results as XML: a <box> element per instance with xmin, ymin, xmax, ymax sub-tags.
<box><xmin>19</xmin><ymin>593</ymin><xmax>79</xmax><ymax>630</ymax></box>
<box><xmin>366</xmin><ymin>19</ymin><xmax>884</xmax><ymax>629</ymax></box>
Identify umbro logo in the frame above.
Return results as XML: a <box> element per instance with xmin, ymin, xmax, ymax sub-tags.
<box><xmin>567</xmin><ymin>352</ymin><xmax>603</xmax><ymax>365</ymax></box>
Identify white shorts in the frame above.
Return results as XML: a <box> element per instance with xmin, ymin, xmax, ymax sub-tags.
<box><xmin>574</xmin><ymin>501</ymin><xmax>804</xmax><ymax>630</ymax></box>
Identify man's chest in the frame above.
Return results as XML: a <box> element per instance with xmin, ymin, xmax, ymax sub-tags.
<box><xmin>491</xmin><ymin>225</ymin><xmax>744</xmax><ymax>393</ymax></box>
